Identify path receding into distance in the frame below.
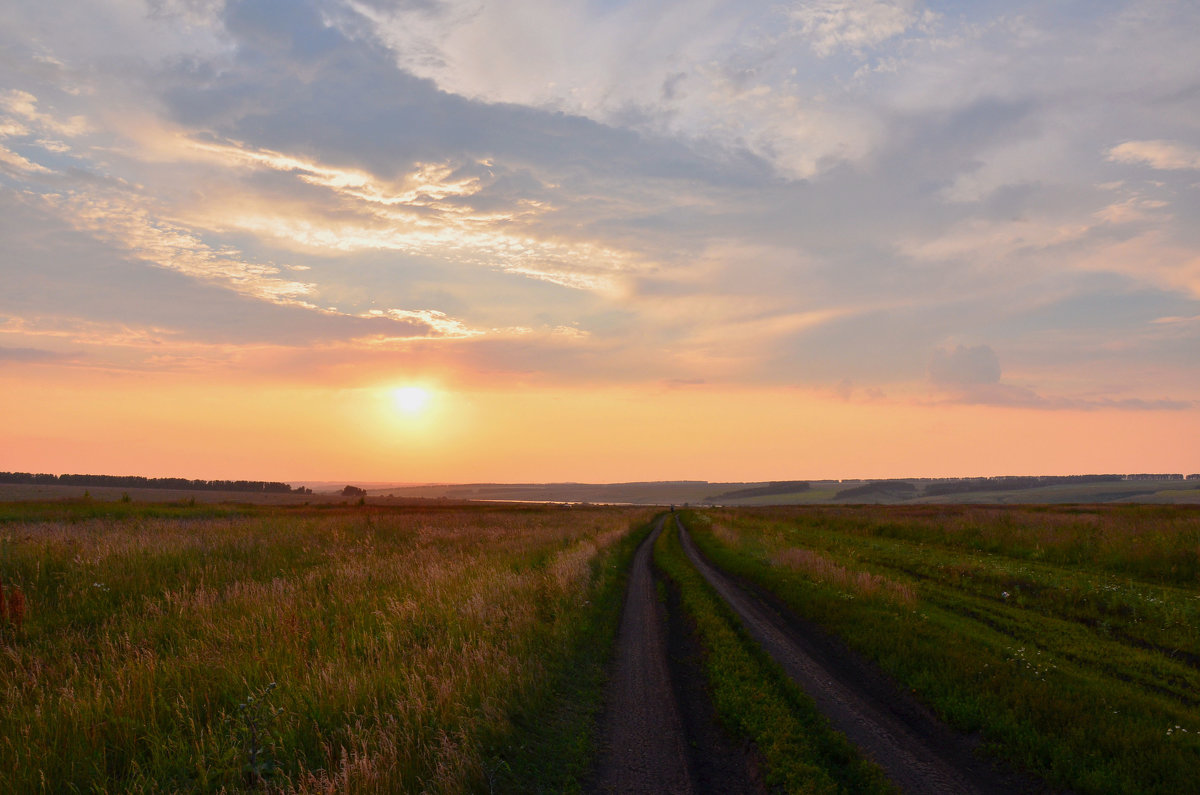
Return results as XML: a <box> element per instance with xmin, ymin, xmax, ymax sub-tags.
<box><xmin>592</xmin><ymin>513</ymin><xmax>1046</xmax><ymax>794</ymax></box>
<box><xmin>591</xmin><ymin>518</ymin><xmax>694</xmax><ymax>794</ymax></box>
<box><xmin>677</xmin><ymin>518</ymin><xmax>1042</xmax><ymax>795</ymax></box>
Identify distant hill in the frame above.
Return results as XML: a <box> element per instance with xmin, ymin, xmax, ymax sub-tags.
<box><xmin>0</xmin><ymin>471</ymin><xmax>308</xmax><ymax>494</ymax></box>
<box><xmin>835</xmin><ymin>481</ymin><xmax>917</xmax><ymax>501</ymax></box>
<box><xmin>705</xmin><ymin>481</ymin><xmax>810</xmax><ymax>502</ymax></box>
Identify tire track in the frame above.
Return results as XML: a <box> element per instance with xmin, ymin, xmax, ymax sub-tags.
<box><xmin>591</xmin><ymin>518</ymin><xmax>694</xmax><ymax>794</ymax></box>
<box><xmin>678</xmin><ymin>518</ymin><xmax>1033</xmax><ymax>795</ymax></box>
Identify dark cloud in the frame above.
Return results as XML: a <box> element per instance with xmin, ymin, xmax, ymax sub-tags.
<box><xmin>0</xmin><ymin>346</ymin><xmax>64</xmax><ymax>363</ymax></box>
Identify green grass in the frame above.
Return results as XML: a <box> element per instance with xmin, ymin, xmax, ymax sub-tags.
<box><xmin>0</xmin><ymin>497</ymin><xmax>257</xmax><ymax>524</ymax></box>
<box><xmin>0</xmin><ymin>502</ymin><xmax>653</xmax><ymax>793</ymax></box>
<box><xmin>653</xmin><ymin>518</ymin><xmax>894</xmax><ymax>794</ymax></box>
<box><xmin>682</xmin><ymin>506</ymin><xmax>1200</xmax><ymax>794</ymax></box>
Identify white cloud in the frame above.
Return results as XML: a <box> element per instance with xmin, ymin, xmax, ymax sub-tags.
<box><xmin>40</xmin><ymin>190</ymin><xmax>317</xmax><ymax>306</ymax></box>
<box><xmin>1</xmin><ymin>89</ymin><xmax>90</xmax><ymax>138</ymax></box>
<box><xmin>353</xmin><ymin>0</ymin><xmax>885</xmax><ymax>179</ymax></box>
<box><xmin>1108</xmin><ymin>140</ymin><xmax>1200</xmax><ymax>171</ymax></box>
<box><xmin>361</xmin><ymin>309</ymin><xmax>482</xmax><ymax>339</ymax></box>
<box><xmin>789</xmin><ymin>0</ymin><xmax>921</xmax><ymax>57</ymax></box>
<box><xmin>0</xmin><ymin>144</ymin><xmax>55</xmax><ymax>176</ymax></box>
<box><xmin>176</xmin><ymin>138</ymin><xmax>640</xmax><ymax>291</ymax></box>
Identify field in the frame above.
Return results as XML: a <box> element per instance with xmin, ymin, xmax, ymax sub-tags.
<box><xmin>0</xmin><ymin>500</ymin><xmax>653</xmax><ymax>793</ymax></box>
<box><xmin>678</xmin><ymin>504</ymin><xmax>1200</xmax><ymax>793</ymax></box>
<box><xmin>4</xmin><ymin>497</ymin><xmax>1199</xmax><ymax>794</ymax></box>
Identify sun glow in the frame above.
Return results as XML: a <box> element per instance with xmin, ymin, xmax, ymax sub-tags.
<box><xmin>392</xmin><ymin>386</ymin><xmax>433</xmax><ymax>414</ymax></box>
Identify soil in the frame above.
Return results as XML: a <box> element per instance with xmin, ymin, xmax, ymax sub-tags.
<box><xmin>591</xmin><ymin>519</ymin><xmax>693</xmax><ymax>794</ymax></box>
<box><xmin>590</xmin><ymin>519</ymin><xmax>765</xmax><ymax>794</ymax></box>
<box><xmin>677</xmin><ymin>519</ymin><xmax>1053</xmax><ymax>795</ymax></box>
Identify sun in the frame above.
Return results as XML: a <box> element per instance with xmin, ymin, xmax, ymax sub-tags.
<box><xmin>392</xmin><ymin>386</ymin><xmax>432</xmax><ymax>415</ymax></box>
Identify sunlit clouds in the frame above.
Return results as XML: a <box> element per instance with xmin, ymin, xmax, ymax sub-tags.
<box><xmin>1108</xmin><ymin>141</ymin><xmax>1200</xmax><ymax>172</ymax></box>
<box><xmin>2</xmin><ymin>0</ymin><xmax>1199</xmax><ymax>481</ymax></box>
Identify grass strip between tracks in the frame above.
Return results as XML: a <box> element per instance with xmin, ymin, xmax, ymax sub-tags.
<box><xmin>680</xmin><ymin>507</ymin><xmax>1200</xmax><ymax>795</ymax></box>
<box><xmin>653</xmin><ymin>518</ymin><xmax>895</xmax><ymax>794</ymax></box>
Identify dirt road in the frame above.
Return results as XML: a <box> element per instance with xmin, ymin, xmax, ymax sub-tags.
<box><xmin>591</xmin><ymin>518</ymin><xmax>694</xmax><ymax>794</ymax></box>
<box><xmin>591</xmin><ymin>519</ymin><xmax>763</xmax><ymax>794</ymax></box>
<box><xmin>677</xmin><ymin>518</ymin><xmax>1039</xmax><ymax>795</ymax></box>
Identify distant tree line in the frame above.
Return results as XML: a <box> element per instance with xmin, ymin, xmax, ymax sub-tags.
<box><xmin>835</xmin><ymin>481</ymin><xmax>918</xmax><ymax>500</ymax></box>
<box><xmin>923</xmin><ymin>474</ymin><xmax>1124</xmax><ymax>497</ymax></box>
<box><xmin>707</xmin><ymin>481</ymin><xmax>810</xmax><ymax>502</ymax></box>
<box><xmin>0</xmin><ymin>472</ymin><xmax>310</xmax><ymax>494</ymax></box>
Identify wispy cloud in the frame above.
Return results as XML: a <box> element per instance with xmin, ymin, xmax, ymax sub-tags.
<box><xmin>1108</xmin><ymin>140</ymin><xmax>1200</xmax><ymax>171</ymax></box>
<box><xmin>928</xmin><ymin>344</ymin><xmax>1000</xmax><ymax>386</ymax></box>
<box><xmin>789</xmin><ymin>0</ymin><xmax>924</xmax><ymax>57</ymax></box>
<box><xmin>942</xmin><ymin>382</ymin><xmax>1193</xmax><ymax>412</ymax></box>
<box><xmin>40</xmin><ymin>191</ymin><xmax>318</xmax><ymax>306</ymax></box>
<box><xmin>0</xmin><ymin>345</ymin><xmax>66</xmax><ymax>363</ymax></box>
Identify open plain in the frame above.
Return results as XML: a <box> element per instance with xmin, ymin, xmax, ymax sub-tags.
<box><xmin>1</xmin><ymin>498</ymin><xmax>1197</xmax><ymax>793</ymax></box>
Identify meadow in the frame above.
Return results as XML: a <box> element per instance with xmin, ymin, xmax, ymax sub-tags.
<box><xmin>0</xmin><ymin>500</ymin><xmax>652</xmax><ymax>793</ymax></box>
<box><xmin>679</xmin><ymin>504</ymin><xmax>1200</xmax><ymax>794</ymax></box>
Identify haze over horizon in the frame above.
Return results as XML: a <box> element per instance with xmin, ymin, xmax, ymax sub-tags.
<box><xmin>3</xmin><ymin>0</ymin><xmax>1198</xmax><ymax>482</ymax></box>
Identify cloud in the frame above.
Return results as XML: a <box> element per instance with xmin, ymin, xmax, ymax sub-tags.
<box><xmin>943</xmin><ymin>382</ymin><xmax>1192</xmax><ymax>411</ymax></box>
<box><xmin>39</xmin><ymin>191</ymin><xmax>318</xmax><ymax>307</ymax></box>
<box><xmin>0</xmin><ymin>345</ymin><xmax>65</xmax><ymax>363</ymax></box>
<box><xmin>1108</xmin><ymin>140</ymin><xmax>1200</xmax><ymax>171</ymax></box>
<box><xmin>1</xmin><ymin>89</ymin><xmax>90</xmax><ymax>138</ymax></box>
<box><xmin>1</xmin><ymin>0</ymin><xmax>1199</xmax><ymax>403</ymax></box>
<box><xmin>354</xmin><ymin>0</ymin><xmax>888</xmax><ymax>179</ymax></box>
<box><xmin>928</xmin><ymin>344</ymin><xmax>1001</xmax><ymax>386</ymax></box>
<box><xmin>789</xmin><ymin>0</ymin><xmax>922</xmax><ymax>57</ymax></box>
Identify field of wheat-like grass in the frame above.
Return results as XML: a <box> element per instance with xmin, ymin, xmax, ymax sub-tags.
<box><xmin>0</xmin><ymin>501</ymin><xmax>651</xmax><ymax>793</ymax></box>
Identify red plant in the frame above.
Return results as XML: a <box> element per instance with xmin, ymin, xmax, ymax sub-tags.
<box><xmin>7</xmin><ymin>587</ymin><xmax>25</xmax><ymax>630</ymax></box>
<box><xmin>0</xmin><ymin>581</ymin><xmax>25</xmax><ymax>631</ymax></box>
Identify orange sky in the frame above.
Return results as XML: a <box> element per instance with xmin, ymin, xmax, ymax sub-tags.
<box><xmin>4</xmin><ymin>370</ymin><xmax>1196</xmax><ymax>482</ymax></box>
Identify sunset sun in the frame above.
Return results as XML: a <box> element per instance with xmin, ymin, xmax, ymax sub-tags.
<box><xmin>392</xmin><ymin>386</ymin><xmax>432</xmax><ymax>415</ymax></box>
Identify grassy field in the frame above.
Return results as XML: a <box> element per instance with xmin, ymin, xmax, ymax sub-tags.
<box><xmin>652</xmin><ymin>520</ymin><xmax>894</xmax><ymax>794</ymax></box>
<box><xmin>0</xmin><ymin>500</ymin><xmax>652</xmax><ymax>793</ymax></box>
<box><xmin>680</xmin><ymin>504</ymin><xmax>1200</xmax><ymax>794</ymax></box>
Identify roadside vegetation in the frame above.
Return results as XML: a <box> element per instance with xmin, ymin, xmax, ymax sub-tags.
<box><xmin>653</xmin><ymin>518</ymin><xmax>894</xmax><ymax>794</ymax></box>
<box><xmin>680</xmin><ymin>505</ymin><xmax>1200</xmax><ymax>794</ymax></box>
<box><xmin>0</xmin><ymin>500</ymin><xmax>652</xmax><ymax>793</ymax></box>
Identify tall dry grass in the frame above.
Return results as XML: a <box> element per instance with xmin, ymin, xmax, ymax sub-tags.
<box><xmin>0</xmin><ymin>503</ymin><xmax>651</xmax><ymax>793</ymax></box>
<box><xmin>746</xmin><ymin>504</ymin><xmax>1200</xmax><ymax>586</ymax></box>
<box><xmin>772</xmin><ymin>547</ymin><xmax>917</xmax><ymax>606</ymax></box>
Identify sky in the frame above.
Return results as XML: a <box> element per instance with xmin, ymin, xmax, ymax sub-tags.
<box><xmin>2</xmin><ymin>0</ymin><xmax>1198</xmax><ymax>483</ymax></box>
